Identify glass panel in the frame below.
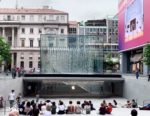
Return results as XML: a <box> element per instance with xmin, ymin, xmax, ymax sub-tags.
<box><xmin>40</xmin><ymin>35</ymin><xmax>104</xmax><ymax>74</ymax></box>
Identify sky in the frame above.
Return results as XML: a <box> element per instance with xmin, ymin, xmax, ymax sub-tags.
<box><xmin>0</xmin><ymin>0</ymin><xmax>118</xmax><ymax>21</ymax></box>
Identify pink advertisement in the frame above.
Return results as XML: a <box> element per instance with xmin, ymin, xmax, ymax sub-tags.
<box><xmin>118</xmin><ymin>0</ymin><xmax>150</xmax><ymax>51</ymax></box>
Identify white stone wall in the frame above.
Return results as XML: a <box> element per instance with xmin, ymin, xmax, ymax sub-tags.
<box><xmin>16</xmin><ymin>51</ymin><xmax>40</xmax><ymax>71</ymax></box>
<box><xmin>0</xmin><ymin>78</ymin><xmax>23</xmax><ymax>101</ymax></box>
<box><xmin>0</xmin><ymin>14</ymin><xmax>68</xmax><ymax>23</ymax></box>
<box><xmin>18</xmin><ymin>25</ymin><xmax>42</xmax><ymax>47</ymax></box>
<box><xmin>122</xmin><ymin>74</ymin><xmax>150</xmax><ymax>106</ymax></box>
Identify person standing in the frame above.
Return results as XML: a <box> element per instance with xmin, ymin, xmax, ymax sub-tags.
<box><xmin>135</xmin><ymin>68</ymin><xmax>139</xmax><ymax>79</ymax></box>
<box><xmin>11</xmin><ymin>66</ymin><xmax>16</xmax><ymax>79</ymax></box>
<box><xmin>8</xmin><ymin>90</ymin><xmax>16</xmax><ymax>108</ymax></box>
<box><xmin>36</xmin><ymin>94</ymin><xmax>39</xmax><ymax>103</ymax></box>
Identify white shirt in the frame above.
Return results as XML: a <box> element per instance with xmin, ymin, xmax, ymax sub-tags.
<box><xmin>8</xmin><ymin>92</ymin><xmax>15</xmax><ymax>100</ymax></box>
<box><xmin>58</xmin><ymin>105</ymin><xmax>65</xmax><ymax>111</ymax></box>
<box><xmin>41</xmin><ymin>105</ymin><xmax>46</xmax><ymax>112</ymax></box>
<box><xmin>43</xmin><ymin>110</ymin><xmax>51</xmax><ymax>116</ymax></box>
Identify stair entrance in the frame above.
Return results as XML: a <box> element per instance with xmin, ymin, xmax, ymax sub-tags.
<box><xmin>23</xmin><ymin>77</ymin><xmax>124</xmax><ymax>98</ymax></box>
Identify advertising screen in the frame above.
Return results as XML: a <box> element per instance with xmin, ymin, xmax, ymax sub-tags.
<box><xmin>118</xmin><ymin>0</ymin><xmax>149</xmax><ymax>51</ymax></box>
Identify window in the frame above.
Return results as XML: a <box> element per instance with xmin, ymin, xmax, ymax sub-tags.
<box><xmin>21</xmin><ymin>28</ymin><xmax>25</xmax><ymax>34</ymax></box>
<box><xmin>17</xmin><ymin>16</ymin><xmax>20</xmax><ymax>21</ymax></box>
<box><xmin>21</xmin><ymin>15</ymin><xmax>25</xmax><ymax>21</ymax></box>
<box><xmin>30</xmin><ymin>15</ymin><xmax>34</xmax><ymax>21</ymax></box>
<box><xmin>29</xmin><ymin>57</ymin><xmax>33</xmax><ymax>60</ymax></box>
<box><xmin>7</xmin><ymin>15</ymin><xmax>11</xmax><ymax>21</ymax></box>
<box><xmin>61</xmin><ymin>29</ymin><xmax>64</xmax><ymax>34</ymax></box>
<box><xmin>39</xmin><ymin>28</ymin><xmax>42</xmax><ymax>34</ymax></box>
<box><xmin>49</xmin><ymin>15</ymin><xmax>54</xmax><ymax>20</ymax></box>
<box><xmin>29</xmin><ymin>61</ymin><xmax>33</xmax><ymax>68</ymax></box>
<box><xmin>20</xmin><ymin>56</ymin><xmax>24</xmax><ymax>60</ymax></box>
<box><xmin>44</xmin><ymin>15</ymin><xmax>46</xmax><ymax>21</ymax></box>
<box><xmin>30</xmin><ymin>28</ymin><xmax>34</xmax><ymax>34</ymax></box>
<box><xmin>30</xmin><ymin>39</ymin><xmax>33</xmax><ymax>47</ymax></box>
<box><xmin>20</xmin><ymin>61</ymin><xmax>24</xmax><ymax>68</ymax></box>
<box><xmin>61</xmin><ymin>15</ymin><xmax>65</xmax><ymax>21</ymax></box>
<box><xmin>38</xmin><ymin>15</ymin><xmax>42</xmax><ymax>21</ymax></box>
<box><xmin>103</xmin><ymin>29</ymin><xmax>106</xmax><ymax>32</ymax></box>
<box><xmin>56</xmin><ymin>16</ymin><xmax>59</xmax><ymax>21</ymax></box>
<box><xmin>69</xmin><ymin>28</ymin><xmax>77</xmax><ymax>34</ymax></box>
<box><xmin>21</xmin><ymin>39</ymin><xmax>25</xmax><ymax>47</ymax></box>
<box><xmin>108</xmin><ymin>38</ymin><xmax>111</xmax><ymax>43</ymax></box>
<box><xmin>109</xmin><ymin>29</ymin><xmax>111</xmax><ymax>32</ymax></box>
<box><xmin>49</xmin><ymin>43</ymin><xmax>53</xmax><ymax>47</ymax></box>
<box><xmin>20</xmin><ymin>52</ymin><xmax>24</xmax><ymax>60</ymax></box>
<box><xmin>8</xmin><ymin>37</ymin><xmax>12</xmax><ymax>46</ymax></box>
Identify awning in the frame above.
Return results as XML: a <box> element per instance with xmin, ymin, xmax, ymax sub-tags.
<box><xmin>130</xmin><ymin>53</ymin><xmax>142</xmax><ymax>62</ymax></box>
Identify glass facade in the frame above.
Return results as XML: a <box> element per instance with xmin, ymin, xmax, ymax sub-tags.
<box><xmin>40</xmin><ymin>35</ymin><xmax>104</xmax><ymax>74</ymax></box>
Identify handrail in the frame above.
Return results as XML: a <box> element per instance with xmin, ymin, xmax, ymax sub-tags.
<box><xmin>4</xmin><ymin>100</ymin><xmax>6</xmax><ymax>115</ymax></box>
<box><xmin>0</xmin><ymin>100</ymin><xmax>7</xmax><ymax>115</ymax></box>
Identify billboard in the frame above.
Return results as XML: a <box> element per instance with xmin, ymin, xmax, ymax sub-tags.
<box><xmin>118</xmin><ymin>0</ymin><xmax>148</xmax><ymax>51</ymax></box>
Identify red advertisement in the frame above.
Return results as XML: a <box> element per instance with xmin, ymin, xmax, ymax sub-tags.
<box><xmin>118</xmin><ymin>0</ymin><xmax>149</xmax><ymax>51</ymax></box>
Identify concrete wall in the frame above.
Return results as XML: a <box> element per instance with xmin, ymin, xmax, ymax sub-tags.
<box><xmin>0</xmin><ymin>78</ymin><xmax>23</xmax><ymax>101</ymax></box>
<box><xmin>123</xmin><ymin>74</ymin><xmax>150</xmax><ymax>106</ymax></box>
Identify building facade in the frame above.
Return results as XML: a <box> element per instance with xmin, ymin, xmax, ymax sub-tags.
<box><xmin>119</xmin><ymin>0</ymin><xmax>147</xmax><ymax>75</ymax></box>
<box><xmin>79</xmin><ymin>17</ymin><xmax>119</xmax><ymax>72</ymax></box>
<box><xmin>0</xmin><ymin>7</ymin><xmax>68</xmax><ymax>71</ymax></box>
<box><xmin>68</xmin><ymin>21</ymin><xmax>78</xmax><ymax>35</ymax></box>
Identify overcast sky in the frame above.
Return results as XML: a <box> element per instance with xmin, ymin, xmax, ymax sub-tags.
<box><xmin>0</xmin><ymin>0</ymin><xmax>118</xmax><ymax>21</ymax></box>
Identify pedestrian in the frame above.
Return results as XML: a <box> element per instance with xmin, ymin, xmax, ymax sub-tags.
<box><xmin>36</xmin><ymin>94</ymin><xmax>39</xmax><ymax>103</ymax></box>
<box><xmin>18</xmin><ymin>68</ymin><xmax>21</xmax><ymax>77</ymax></box>
<box><xmin>8</xmin><ymin>90</ymin><xmax>16</xmax><ymax>108</ymax></box>
<box><xmin>135</xmin><ymin>68</ymin><xmax>139</xmax><ymax>79</ymax></box>
<box><xmin>11</xmin><ymin>66</ymin><xmax>16</xmax><ymax>79</ymax></box>
<box><xmin>132</xmin><ymin>99</ymin><xmax>138</xmax><ymax>108</ymax></box>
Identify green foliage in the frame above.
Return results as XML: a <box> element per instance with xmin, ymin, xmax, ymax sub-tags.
<box><xmin>105</xmin><ymin>53</ymin><xmax>113</xmax><ymax>70</ymax></box>
<box><xmin>0</xmin><ymin>36</ymin><xmax>11</xmax><ymax>65</ymax></box>
<box><xmin>105</xmin><ymin>53</ymin><xmax>112</xmax><ymax>63</ymax></box>
<box><xmin>143</xmin><ymin>44</ymin><xmax>150</xmax><ymax>67</ymax></box>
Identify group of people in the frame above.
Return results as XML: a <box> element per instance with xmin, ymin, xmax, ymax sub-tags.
<box><xmin>7</xmin><ymin>89</ymin><xmax>140</xmax><ymax>116</ymax></box>
<box><xmin>11</xmin><ymin>66</ymin><xmax>25</xmax><ymax>79</ymax></box>
<box><xmin>122</xmin><ymin>99</ymin><xmax>138</xmax><ymax>108</ymax></box>
<box><xmin>16</xmin><ymin>100</ymin><xmax>96</xmax><ymax>115</ymax></box>
<box><xmin>7</xmin><ymin>90</ymin><xmax>140</xmax><ymax>116</ymax></box>
<box><xmin>99</xmin><ymin>100</ymin><xmax>113</xmax><ymax>115</ymax></box>
<box><xmin>7</xmin><ymin>98</ymin><xmax>140</xmax><ymax>116</ymax></box>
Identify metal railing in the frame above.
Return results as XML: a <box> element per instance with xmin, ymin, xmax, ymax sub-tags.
<box><xmin>0</xmin><ymin>100</ymin><xmax>7</xmax><ymax>115</ymax></box>
<box><xmin>0</xmin><ymin>100</ymin><xmax>19</xmax><ymax>115</ymax></box>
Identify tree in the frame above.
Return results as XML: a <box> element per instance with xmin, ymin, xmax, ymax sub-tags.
<box><xmin>105</xmin><ymin>53</ymin><xmax>113</xmax><ymax>70</ymax></box>
<box><xmin>0</xmin><ymin>37</ymin><xmax>11</xmax><ymax>67</ymax></box>
<box><xmin>143</xmin><ymin>44</ymin><xmax>150</xmax><ymax>72</ymax></box>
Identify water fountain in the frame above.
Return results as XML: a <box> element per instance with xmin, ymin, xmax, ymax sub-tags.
<box><xmin>40</xmin><ymin>35</ymin><xmax>104</xmax><ymax>74</ymax></box>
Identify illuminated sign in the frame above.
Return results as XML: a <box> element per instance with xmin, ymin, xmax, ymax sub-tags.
<box><xmin>118</xmin><ymin>0</ymin><xmax>150</xmax><ymax>51</ymax></box>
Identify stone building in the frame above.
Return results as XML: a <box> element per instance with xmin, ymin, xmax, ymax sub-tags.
<box><xmin>0</xmin><ymin>7</ymin><xmax>68</xmax><ymax>71</ymax></box>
